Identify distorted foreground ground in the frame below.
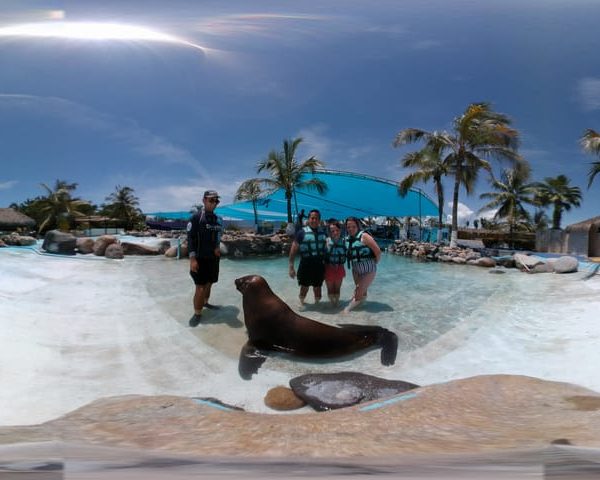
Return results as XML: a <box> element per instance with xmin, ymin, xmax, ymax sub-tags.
<box><xmin>2</xmin><ymin>375</ymin><xmax>600</xmax><ymax>457</ymax></box>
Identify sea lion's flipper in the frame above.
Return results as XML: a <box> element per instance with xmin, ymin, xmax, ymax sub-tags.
<box><xmin>337</xmin><ymin>324</ymin><xmax>398</xmax><ymax>366</ymax></box>
<box><xmin>238</xmin><ymin>341</ymin><xmax>268</xmax><ymax>380</ymax></box>
<box><xmin>379</xmin><ymin>329</ymin><xmax>398</xmax><ymax>366</ymax></box>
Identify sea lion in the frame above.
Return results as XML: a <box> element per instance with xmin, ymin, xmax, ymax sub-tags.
<box><xmin>234</xmin><ymin>275</ymin><xmax>398</xmax><ymax>380</ymax></box>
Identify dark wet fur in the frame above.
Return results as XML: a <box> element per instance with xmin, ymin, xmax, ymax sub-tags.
<box><xmin>235</xmin><ymin>275</ymin><xmax>399</xmax><ymax>379</ymax></box>
<box><xmin>337</xmin><ymin>324</ymin><xmax>398</xmax><ymax>366</ymax></box>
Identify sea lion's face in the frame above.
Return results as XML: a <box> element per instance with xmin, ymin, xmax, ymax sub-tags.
<box><xmin>235</xmin><ymin>275</ymin><xmax>265</xmax><ymax>294</ymax></box>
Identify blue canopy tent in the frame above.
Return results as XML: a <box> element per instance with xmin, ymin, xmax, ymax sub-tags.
<box><xmin>146</xmin><ymin>170</ymin><xmax>439</xmax><ymax>223</ymax></box>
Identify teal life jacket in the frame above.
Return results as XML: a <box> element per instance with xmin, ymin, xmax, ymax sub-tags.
<box><xmin>299</xmin><ymin>225</ymin><xmax>327</xmax><ymax>258</ymax></box>
<box><xmin>345</xmin><ymin>230</ymin><xmax>375</xmax><ymax>267</ymax></box>
<box><xmin>326</xmin><ymin>237</ymin><xmax>346</xmax><ymax>265</ymax></box>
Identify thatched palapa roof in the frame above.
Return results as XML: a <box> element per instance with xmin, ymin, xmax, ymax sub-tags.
<box><xmin>0</xmin><ymin>208</ymin><xmax>36</xmax><ymax>229</ymax></box>
<box><xmin>565</xmin><ymin>215</ymin><xmax>600</xmax><ymax>233</ymax></box>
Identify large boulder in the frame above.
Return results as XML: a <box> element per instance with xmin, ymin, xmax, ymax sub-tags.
<box><xmin>553</xmin><ymin>256</ymin><xmax>579</xmax><ymax>274</ymax></box>
<box><xmin>156</xmin><ymin>240</ymin><xmax>172</xmax><ymax>254</ymax></box>
<box><xmin>219</xmin><ymin>232</ymin><xmax>290</xmax><ymax>257</ymax></box>
<box><xmin>41</xmin><ymin>230</ymin><xmax>77</xmax><ymax>255</ymax></box>
<box><xmin>513</xmin><ymin>253</ymin><xmax>545</xmax><ymax>271</ymax></box>
<box><xmin>1</xmin><ymin>233</ymin><xmax>37</xmax><ymax>246</ymax></box>
<box><xmin>289</xmin><ymin>372</ymin><xmax>420</xmax><ymax>411</ymax></box>
<box><xmin>164</xmin><ymin>240</ymin><xmax>188</xmax><ymax>258</ymax></box>
<box><xmin>476</xmin><ymin>257</ymin><xmax>497</xmax><ymax>268</ymax></box>
<box><xmin>121</xmin><ymin>242</ymin><xmax>160</xmax><ymax>255</ymax></box>
<box><xmin>76</xmin><ymin>237</ymin><xmax>95</xmax><ymax>254</ymax></box>
<box><xmin>93</xmin><ymin>235</ymin><xmax>118</xmax><ymax>256</ymax></box>
<box><xmin>104</xmin><ymin>243</ymin><xmax>124</xmax><ymax>259</ymax></box>
<box><xmin>495</xmin><ymin>256</ymin><xmax>516</xmax><ymax>268</ymax></box>
<box><xmin>528</xmin><ymin>262</ymin><xmax>555</xmax><ymax>274</ymax></box>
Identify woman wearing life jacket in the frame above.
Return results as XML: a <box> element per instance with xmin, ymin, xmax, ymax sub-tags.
<box><xmin>288</xmin><ymin>209</ymin><xmax>327</xmax><ymax>307</ymax></box>
<box><xmin>324</xmin><ymin>219</ymin><xmax>346</xmax><ymax>307</ymax></box>
<box><xmin>344</xmin><ymin>217</ymin><xmax>381</xmax><ymax>313</ymax></box>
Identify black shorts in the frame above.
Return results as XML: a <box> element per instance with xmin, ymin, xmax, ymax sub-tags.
<box><xmin>297</xmin><ymin>256</ymin><xmax>325</xmax><ymax>287</ymax></box>
<box><xmin>190</xmin><ymin>257</ymin><xmax>220</xmax><ymax>286</ymax></box>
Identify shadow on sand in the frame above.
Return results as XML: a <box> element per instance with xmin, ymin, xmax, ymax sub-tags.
<box><xmin>200</xmin><ymin>305</ymin><xmax>244</xmax><ymax>328</ymax></box>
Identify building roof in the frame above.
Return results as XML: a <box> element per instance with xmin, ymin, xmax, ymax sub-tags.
<box><xmin>0</xmin><ymin>208</ymin><xmax>36</xmax><ymax>228</ymax></box>
<box><xmin>566</xmin><ymin>215</ymin><xmax>600</xmax><ymax>232</ymax></box>
<box><xmin>146</xmin><ymin>170</ymin><xmax>439</xmax><ymax>222</ymax></box>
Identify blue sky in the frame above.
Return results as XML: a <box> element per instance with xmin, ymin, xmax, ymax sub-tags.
<box><xmin>1</xmin><ymin>0</ymin><xmax>599</xmax><ymax>226</ymax></box>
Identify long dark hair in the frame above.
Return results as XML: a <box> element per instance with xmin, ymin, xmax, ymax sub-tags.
<box><xmin>345</xmin><ymin>216</ymin><xmax>360</xmax><ymax>231</ymax></box>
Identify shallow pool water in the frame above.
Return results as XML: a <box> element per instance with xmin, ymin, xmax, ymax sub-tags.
<box><xmin>1</xmin><ymin>247</ymin><xmax>599</xmax><ymax>425</ymax></box>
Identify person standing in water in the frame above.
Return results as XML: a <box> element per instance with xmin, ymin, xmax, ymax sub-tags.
<box><xmin>324</xmin><ymin>219</ymin><xmax>346</xmax><ymax>307</ymax></box>
<box><xmin>187</xmin><ymin>190</ymin><xmax>223</xmax><ymax>327</ymax></box>
<box><xmin>344</xmin><ymin>217</ymin><xmax>381</xmax><ymax>313</ymax></box>
<box><xmin>288</xmin><ymin>209</ymin><xmax>327</xmax><ymax>308</ymax></box>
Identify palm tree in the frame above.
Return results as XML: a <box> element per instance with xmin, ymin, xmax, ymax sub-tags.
<box><xmin>533</xmin><ymin>209</ymin><xmax>550</xmax><ymax>231</ymax></box>
<box><xmin>234</xmin><ymin>179</ymin><xmax>263</xmax><ymax>231</ymax></box>
<box><xmin>102</xmin><ymin>185</ymin><xmax>143</xmax><ymax>230</ymax></box>
<box><xmin>254</xmin><ymin>137</ymin><xmax>327</xmax><ymax>223</ymax></box>
<box><xmin>37</xmin><ymin>179</ymin><xmax>90</xmax><ymax>232</ymax></box>
<box><xmin>478</xmin><ymin>166</ymin><xmax>537</xmax><ymax>247</ymax></box>
<box><xmin>394</xmin><ymin>103</ymin><xmax>522</xmax><ymax>246</ymax></box>
<box><xmin>533</xmin><ymin>175</ymin><xmax>582</xmax><ymax>230</ymax></box>
<box><xmin>580</xmin><ymin>128</ymin><xmax>600</xmax><ymax>188</ymax></box>
<box><xmin>394</xmin><ymin>136</ymin><xmax>449</xmax><ymax>243</ymax></box>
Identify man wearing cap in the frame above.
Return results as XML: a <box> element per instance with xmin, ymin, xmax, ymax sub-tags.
<box><xmin>187</xmin><ymin>190</ymin><xmax>223</xmax><ymax>327</ymax></box>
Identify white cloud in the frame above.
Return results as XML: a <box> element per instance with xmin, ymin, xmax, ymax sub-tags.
<box><xmin>576</xmin><ymin>77</ymin><xmax>600</xmax><ymax>111</ymax></box>
<box><xmin>0</xmin><ymin>180</ymin><xmax>18</xmax><ymax>191</ymax></box>
<box><xmin>296</xmin><ymin>124</ymin><xmax>332</xmax><ymax>161</ymax></box>
<box><xmin>446</xmin><ymin>201</ymin><xmax>499</xmax><ymax>226</ymax></box>
<box><xmin>0</xmin><ymin>94</ymin><xmax>206</xmax><ymax>175</ymax></box>
<box><xmin>136</xmin><ymin>177</ymin><xmax>242</xmax><ymax>213</ymax></box>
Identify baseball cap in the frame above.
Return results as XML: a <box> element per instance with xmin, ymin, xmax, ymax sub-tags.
<box><xmin>203</xmin><ymin>190</ymin><xmax>220</xmax><ymax>199</ymax></box>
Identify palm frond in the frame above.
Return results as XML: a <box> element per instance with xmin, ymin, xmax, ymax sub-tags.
<box><xmin>587</xmin><ymin>161</ymin><xmax>600</xmax><ymax>189</ymax></box>
<box><xmin>581</xmin><ymin>129</ymin><xmax>600</xmax><ymax>155</ymax></box>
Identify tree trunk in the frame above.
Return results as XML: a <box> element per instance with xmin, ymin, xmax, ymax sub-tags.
<box><xmin>286</xmin><ymin>190</ymin><xmax>293</xmax><ymax>223</ymax></box>
<box><xmin>436</xmin><ymin>181</ymin><xmax>444</xmax><ymax>244</ymax></box>
<box><xmin>509</xmin><ymin>221</ymin><xmax>515</xmax><ymax>249</ymax></box>
<box><xmin>450</xmin><ymin>166</ymin><xmax>461</xmax><ymax>247</ymax></box>
<box><xmin>552</xmin><ymin>203</ymin><xmax>561</xmax><ymax>230</ymax></box>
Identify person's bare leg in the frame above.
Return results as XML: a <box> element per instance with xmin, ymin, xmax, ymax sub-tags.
<box><xmin>190</xmin><ymin>284</ymin><xmax>208</xmax><ymax>326</ymax></box>
<box><xmin>313</xmin><ymin>286</ymin><xmax>322</xmax><ymax>303</ymax></box>
<box><xmin>204</xmin><ymin>283</ymin><xmax>219</xmax><ymax>309</ymax></box>
<box><xmin>299</xmin><ymin>285</ymin><xmax>309</xmax><ymax>308</ymax></box>
<box><xmin>356</xmin><ymin>271</ymin><xmax>376</xmax><ymax>300</ymax></box>
<box><xmin>344</xmin><ymin>271</ymin><xmax>376</xmax><ymax>313</ymax></box>
<box><xmin>193</xmin><ymin>285</ymin><xmax>207</xmax><ymax>315</ymax></box>
<box><xmin>326</xmin><ymin>280</ymin><xmax>336</xmax><ymax>307</ymax></box>
<box><xmin>332</xmin><ymin>279</ymin><xmax>342</xmax><ymax>306</ymax></box>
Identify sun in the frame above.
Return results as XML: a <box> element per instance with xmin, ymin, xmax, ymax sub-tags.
<box><xmin>0</xmin><ymin>21</ymin><xmax>205</xmax><ymax>51</ymax></box>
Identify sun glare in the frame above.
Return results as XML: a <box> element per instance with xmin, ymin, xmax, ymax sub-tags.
<box><xmin>0</xmin><ymin>21</ymin><xmax>204</xmax><ymax>51</ymax></box>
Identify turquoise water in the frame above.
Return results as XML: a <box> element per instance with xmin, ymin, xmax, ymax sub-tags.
<box><xmin>149</xmin><ymin>254</ymin><xmax>510</xmax><ymax>352</ymax></box>
<box><xmin>147</xmin><ymin>252</ymin><xmax>600</xmax><ymax>384</ymax></box>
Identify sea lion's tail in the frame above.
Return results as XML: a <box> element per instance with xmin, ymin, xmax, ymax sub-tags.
<box><xmin>337</xmin><ymin>324</ymin><xmax>398</xmax><ymax>366</ymax></box>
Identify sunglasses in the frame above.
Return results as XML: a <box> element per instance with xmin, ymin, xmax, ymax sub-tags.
<box><xmin>205</xmin><ymin>198</ymin><xmax>220</xmax><ymax>204</ymax></box>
